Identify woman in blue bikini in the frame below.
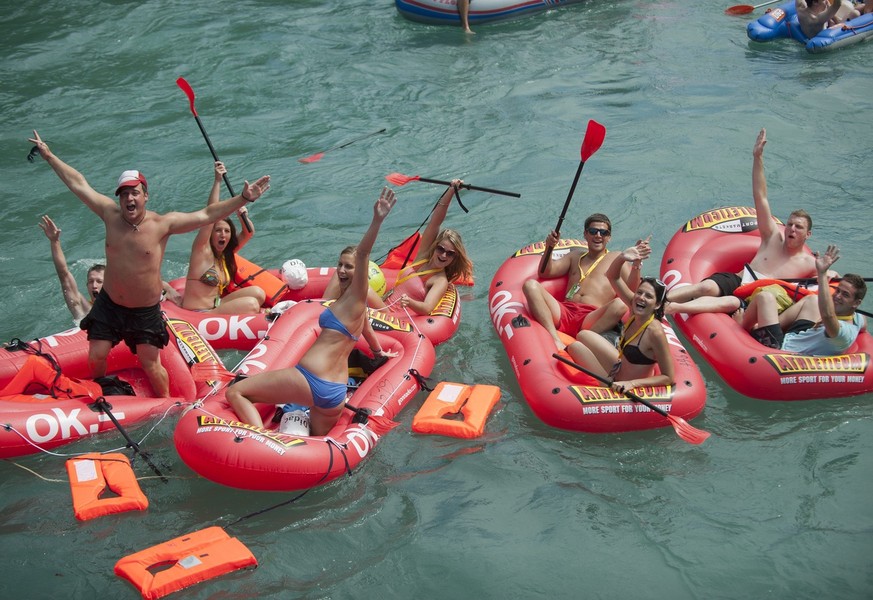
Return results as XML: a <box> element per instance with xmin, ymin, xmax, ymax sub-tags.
<box><xmin>567</xmin><ymin>240</ymin><xmax>675</xmax><ymax>395</ymax></box>
<box><xmin>181</xmin><ymin>161</ymin><xmax>265</xmax><ymax>313</ymax></box>
<box><xmin>227</xmin><ymin>187</ymin><xmax>397</xmax><ymax>435</ymax></box>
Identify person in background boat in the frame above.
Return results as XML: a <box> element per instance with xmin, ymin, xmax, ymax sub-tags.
<box><xmin>796</xmin><ymin>0</ymin><xmax>859</xmax><ymax>39</ymax></box>
<box><xmin>665</xmin><ymin>128</ymin><xmax>818</xmax><ymax>318</ymax></box>
<box><xmin>40</xmin><ymin>215</ymin><xmax>181</xmax><ymax>324</ymax></box>
<box><xmin>39</xmin><ymin>215</ymin><xmax>105</xmax><ymax>324</ymax></box>
<box><xmin>747</xmin><ymin>245</ymin><xmax>866</xmax><ymax>354</ymax></box>
<box><xmin>227</xmin><ymin>187</ymin><xmax>397</xmax><ymax>435</ymax></box>
<box><xmin>28</xmin><ymin>130</ymin><xmax>270</xmax><ymax>397</ymax></box>
<box><xmin>458</xmin><ymin>0</ymin><xmax>474</xmax><ymax>33</ymax></box>
<box><xmin>181</xmin><ymin>161</ymin><xmax>265</xmax><ymax>314</ymax></box>
<box><xmin>567</xmin><ymin>240</ymin><xmax>675</xmax><ymax>394</ymax></box>
<box><xmin>523</xmin><ymin>213</ymin><xmax>637</xmax><ymax>351</ymax></box>
<box><xmin>369</xmin><ymin>180</ymin><xmax>473</xmax><ymax>317</ymax></box>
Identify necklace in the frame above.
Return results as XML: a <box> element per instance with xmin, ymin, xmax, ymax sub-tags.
<box><xmin>122</xmin><ymin>212</ymin><xmax>146</xmax><ymax>231</ymax></box>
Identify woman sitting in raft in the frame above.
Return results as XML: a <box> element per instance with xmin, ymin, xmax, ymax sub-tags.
<box><xmin>181</xmin><ymin>162</ymin><xmax>265</xmax><ymax>314</ymax></box>
<box><xmin>227</xmin><ymin>187</ymin><xmax>397</xmax><ymax>435</ymax></box>
<box><xmin>567</xmin><ymin>240</ymin><xmax>676</xmax><ymax>395</ymax></box>
<box><xmin>370</xmin><ymin>179</ymin><xmax>473</xmax><ymax>316</ymax></box>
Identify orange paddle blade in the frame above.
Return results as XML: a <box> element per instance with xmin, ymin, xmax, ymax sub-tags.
<box><xmin>725</xmin><ymin>4</ymin><xmax>755</xmax><ymax>14</ymax></box>
<box><xmin>385</xmin><ymin>172</ymin><xmax>420</xmax><ymax>186</ymax></box>
<box><xmin>297</xmin><ymin>152</ymin><xmax>325</xmax><ymax>164</ymax></box>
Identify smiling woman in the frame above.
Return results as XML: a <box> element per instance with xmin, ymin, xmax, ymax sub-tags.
<box><xmin>370</xmin><ymin>179</ymin><xmax>473</xmax><ymax>317</ymax></box>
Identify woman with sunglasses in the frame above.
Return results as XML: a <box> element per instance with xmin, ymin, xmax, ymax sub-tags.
<box><xmin>371</xmin><ymin>179</ymin><xmax>473</xmax><ymax>317</ymax></box>
<box><xmin>567</xmin><ymin>240</ymin><xmax>676</xmax><ymax>395</ymax></box>
<box><xmin>181</xmin><ymin>162</ymin><xmax>265</xmax><ymax>314</ymax></box>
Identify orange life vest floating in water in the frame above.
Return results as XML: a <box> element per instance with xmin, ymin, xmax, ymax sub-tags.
<box><xmin>412</xmin><ymin>382</ymin><xmax>500</xmax><ymax>438</ymax></box>
<box><xmin>114</xmin><ymin>526</ymin><xmax>258</xmax><ymax>600</ymax></box>
<box><xmin>66</xmin><ymin>452</ymin><xmax>148</xmax><ymax>521</ymax></box>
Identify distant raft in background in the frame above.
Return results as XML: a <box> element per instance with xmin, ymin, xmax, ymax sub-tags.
<box><xmin>747</xmin><ymin>1</ymin><xmax>873</xmax><ymax>52</ymax></box>
<box><xmin>394</xmin><ymin>0</ymin><xmax>586</xmax><ymax>27</ymax></box>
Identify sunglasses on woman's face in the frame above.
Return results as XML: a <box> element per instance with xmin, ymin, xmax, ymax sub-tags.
<box><xmin>435</xmin><ymin>244</ymin><xmax>457</xmax><ymax>259</ymax></box>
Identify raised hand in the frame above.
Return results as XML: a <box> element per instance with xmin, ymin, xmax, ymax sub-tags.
<box><xmin>374</xmin><ymin>187</ymin><xmax>397</xmax><ymax>220</ymax></box>
<box><xmin>39</xmin><ymin>215</ymin><xmax>61</xmax><ymax>242</ymax></box>
<box><xmin>241</xmin><ymin>175</ymin><xmax>271</xmax><ymax>202</ymax></box>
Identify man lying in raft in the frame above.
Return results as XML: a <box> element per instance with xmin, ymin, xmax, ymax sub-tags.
<box><xmin>746</xmin><ymin>245</ymin><xmax>866</xmax><ymax>355</ymax></box>
<box><xmin>666</xmin><ymin>128</ymin><xmax>823</xmax><ymax>319</ymax></box>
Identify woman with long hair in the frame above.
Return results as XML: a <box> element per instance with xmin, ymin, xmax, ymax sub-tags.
<box><xmin>567</xmin><ymin>240</ymin><xmax>675</xmax><ymax>394</ymax></box>
<box><xmin>371</xmin><ymin>179</ymin><xmax>473</xmax><ymax>316</ymax></box>
<box><xmin>227</xmin><ymin>187</ymin><xmax>397</xmax><ymax>435</ymax></box>
<box><xmin>181</xmin><ymin>162</ymin><xmax>265</xmax><ymax>313</ymax></box>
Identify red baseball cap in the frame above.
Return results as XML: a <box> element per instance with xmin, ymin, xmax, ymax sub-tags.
<box><xmin>115</xmin><ymin>170</ymin><xmax>148</xmax><ymax>196</ymax></box>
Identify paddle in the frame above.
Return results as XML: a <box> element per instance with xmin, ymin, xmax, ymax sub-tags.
<box><xmin>539</xmin><ymin>119</ymin><xmax>607</xmax><ymax>274</ymax></box>
<box><xmin>385</xmin><ymin>173</ymin><xmax>521</xmax><ymax>198</ymax></box>
<box><xmin>175</xmin><ymin>77</ymin><xmax>254</xmax><ymax>233</ymax></box>
<box><xmin>551</xmin><ymin>353</ymin><xmax>711</xmax><ymax>445</ymax></box>
<box><xmin>298</xmin><ymin>128</ymin><xmax>387</xmax><ymax>163</ymax></box>
<box><xmin>725</xmin><ymin>0</ymin><xmax>782</xmax><ymax>15</ymax></box>
<box><xmin>782</xmin><ymin>277</ymin><xmax>873</xmax><ymax>283</ymax></box>
<box><xmin>190</xmin><ymin>362</ymin><xmax>399</xmax><ymax>435</ymax></box>
<box><xmin>93</xmin><ymin>398</ymin><xmax>169</xmax><ymax>482</ymax></box>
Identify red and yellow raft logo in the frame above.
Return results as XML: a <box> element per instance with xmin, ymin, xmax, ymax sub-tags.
<box><xmin>367</xmin><ymin>308</ymin><xmax>414</xmax><ymax>333</ymax></box>
<box><xmin>514</xmin><ymin>238</ymin><xmax>586</xmax><ymax>257</ymax></box>
<box><xmin>195</xmin><ymin>415</ymin><xmax>306</xmax><ymax>447</ymax></box>
<box><xmin>765</xmin><ymin>353</ymin><xmax>869</xmax><ymax>375</ymax></box>
<box><xmin>430</xmin><ymin>284</ymin><xmax>458</xmax><ymax>318</ymax></box>
<box><xmin>167</xmin><ymin>317</ymin><xmax>221</xmax><ymax>365</ymax></box>
<box><xmin>569</xmin><ymin>384</ymin><xmax>674</xmax><ymax>404</ymax></box>
<box><xmin>682</xmin><ymin>206</ymin><xmax>777</xmax><ymax>233</ymax></box>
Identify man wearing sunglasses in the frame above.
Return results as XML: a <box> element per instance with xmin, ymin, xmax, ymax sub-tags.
<box><xmin>522</xmin><ymin>213</ymin><xmax>640</xmax><ymax>350</ymax></box>
<box><xmin>666</xmin><ymin>128</ymin><xmax>819</xmax><ymax>316</ymax></box>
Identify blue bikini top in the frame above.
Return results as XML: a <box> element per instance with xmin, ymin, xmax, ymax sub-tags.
<box><xmin>318</xmin><ymin>307</ymin><xmax>359</xmax><ymax>341</ymax></box>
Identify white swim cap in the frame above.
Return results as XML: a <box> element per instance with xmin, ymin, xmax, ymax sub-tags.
<box><xmin>280</xmin><ymin>259</ymin><xmax>308</xmax><ymax>290</ymax></box>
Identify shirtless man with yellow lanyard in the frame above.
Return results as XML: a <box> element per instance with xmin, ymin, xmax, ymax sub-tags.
<box><xmin>522</xmin><ymin>213</ymin><xmax>640</xmax><ymax>351</ymax></box>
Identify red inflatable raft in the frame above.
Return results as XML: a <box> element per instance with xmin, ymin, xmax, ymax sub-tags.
<box><xmin>488</xmin><ymin>239</ymin><xmax>707</xmax><ymax>433</ymax></box>
<box><xmin>661</xmin><ymin>206</ymin><xmax>872</xmax><ymax>400</ymax></box>
<box><xmin>0</xmin><ymin>315</ymin><xmax>221</xmax><ymax>458</ymax></box>
<box><xmin>173</xmin><ymin>299</ymin><xmax>436</xmax><ymax>491</ymax></box>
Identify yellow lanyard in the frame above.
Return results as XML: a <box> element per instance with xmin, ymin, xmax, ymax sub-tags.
<box><xmin>618</xmin><ymin>314</ymin><xmax>654</xmax><ymax>358</ymax></box>
<box><xmin>384</xmin><ymin>259</ymin><xmax>442</xmax><ymax>299</ymax></box>
<box><xmin>565</xmin><ymin>251</ymin><xmax>607</xmax><ymax>300</ymax></box>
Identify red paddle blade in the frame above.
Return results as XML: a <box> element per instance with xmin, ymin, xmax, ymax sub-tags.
<box><xmin>297</xmin><ymin>152</ymin><xmax>325</xmax><ymax>164</ymax></box>
<box><xmin>725</xmin><ymin>4</ymin><xmax>754</xmax><ymax>14</ymax></box>
<box><xmin>381</xmin><ymin>232</ymin><xmax>422</xmax><ymax>270</ymax></box>
<box><xmin>385</xmin><ymin>172</ymin><xmax>420</xmax><ymax>186</ymax></box>
<box><xmin>580</xmin><ymin>120</ymin><xmax>606</xmax><ymax>162</ymax></box>
<box><xmin>668</xmin><ymin>415</ymin><xmax>711</xmax><ymax>445</ymax></box>
<box><xmin>176</xmin><ymin>77</ymin><xmax>197</xmax><ymax>116</ymax></box>
<box><xmin>191</xmin><ymin>361</ymin><xmax>235</xmax><ymax>382</ymax></box>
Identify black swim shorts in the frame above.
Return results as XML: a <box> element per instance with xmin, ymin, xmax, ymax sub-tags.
<box><xmin>80</xmin><ymin>290</ymin><xmax>169</xmax><ymax>353</ymax></box>
<box><xmin>705</xmin><ymin>272</ymin><xmax>743</xmax><ymax>297</ymax></box>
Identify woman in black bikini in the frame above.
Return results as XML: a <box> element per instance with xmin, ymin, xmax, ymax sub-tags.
<box><xmin>567</xmin><ymin>240</ymin><xmax>676</xmax><ymax>395</ymax></box>
<box><xmin>181</xmin><ymin>162</ymin><xmax>265</xmax><ymax>313</ymax></box>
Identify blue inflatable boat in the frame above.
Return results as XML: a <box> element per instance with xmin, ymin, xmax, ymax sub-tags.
<box><xmin>747</xmin><ymin>1</ymin><xmax>873</xmax><ymax>52</ymax></box>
